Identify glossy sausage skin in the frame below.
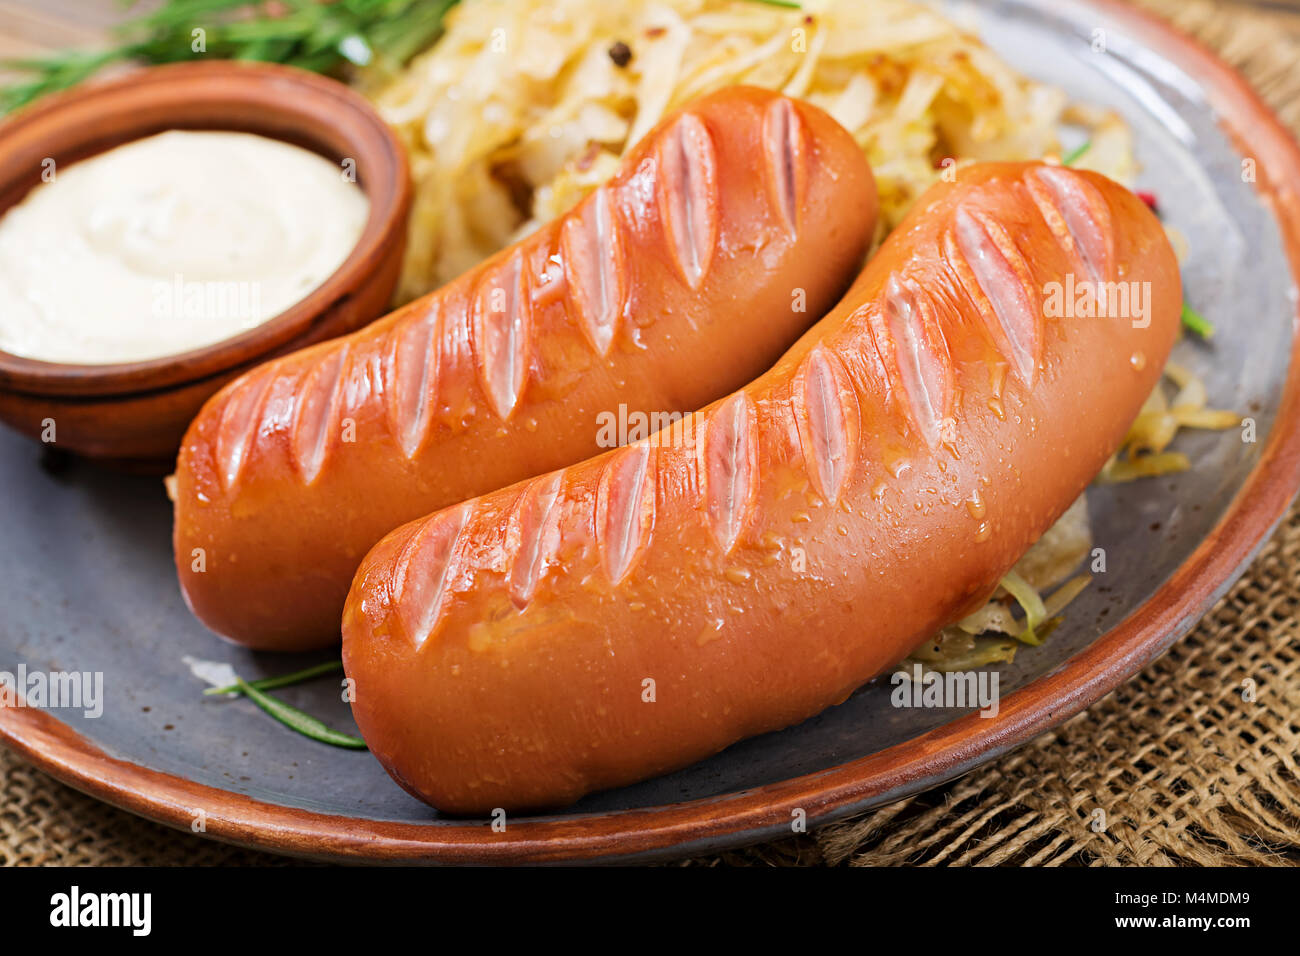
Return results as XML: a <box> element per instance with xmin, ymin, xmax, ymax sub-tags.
<box><xmin>173</xmin><ymin>87</ymin><xmax>877</xmax><ymax>651</ymax></box>
<box><xmin>342</xmin><ymin>162</ymin><xmax>1182</xmax><ymax>814</ymax></box>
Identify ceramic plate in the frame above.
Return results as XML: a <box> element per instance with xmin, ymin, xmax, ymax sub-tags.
<box><xmin>3</xmin><ymin>0</ymin><xmax>1300</xmax><ymax>863</ymax></box>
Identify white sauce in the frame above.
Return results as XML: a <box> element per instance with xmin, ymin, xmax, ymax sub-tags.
<box><xmin>0</xmin><ymin>130</ymin><xmax>370</xmax><ymax>364</ymax></box>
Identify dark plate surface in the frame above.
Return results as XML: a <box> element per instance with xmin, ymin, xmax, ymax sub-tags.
<box><xmin>3</xmin><ymin>0</ymin><xmax>1300</xmax><ymax>863</ymax></box>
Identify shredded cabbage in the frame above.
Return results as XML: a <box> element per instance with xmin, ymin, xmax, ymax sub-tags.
<box><xmin>362</xmin><ymin>0</ymin><xmax>1133</xmax><ymax>302</ymax></box>
<box><xmin>1102</xmin><ymin>363</ymin><xmax>1239</xmax><ymax>483</ymax></box>
<box><xmin>999</xmin><ymin>569</ymin><xmax>1048</xmax><ymax>646</ymax></box>
<box><xmin>906</xmin><ymin>494</ymin><xmax>1094</xmax><ymax>671</ymax></box>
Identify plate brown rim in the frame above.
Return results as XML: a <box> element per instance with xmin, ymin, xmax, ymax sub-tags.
<box><xmin>3</xmin><ymin>0</ymin><xmax>1300</xmax><ymax>865</ymax></box>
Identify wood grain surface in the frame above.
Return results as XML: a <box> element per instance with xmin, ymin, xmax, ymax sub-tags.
<box><xmin>0</xmin><ymin>1</ymin><xmax>139</xmax><ymax>61</ymax></box>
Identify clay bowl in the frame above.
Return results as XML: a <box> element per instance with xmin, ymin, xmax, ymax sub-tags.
<box><xmin>0</xmin><ymin>61</ymin><xmax>411</xmax><ymax>467</ymax></box>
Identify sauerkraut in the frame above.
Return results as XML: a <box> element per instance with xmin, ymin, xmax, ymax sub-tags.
<box><xmin>1101</xmin><ymin>361</ymin><xmax>1240</xmax><ymax>483</ymax></box>
<box><xmin>363</xmin><ymin>0</ymin><xmax>1134</xmax><ymax>302</ymax></box>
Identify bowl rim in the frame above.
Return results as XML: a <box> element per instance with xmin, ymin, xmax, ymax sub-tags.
<box><xmin>2</xmin><ymin>0</ymin><xmax>1300</xmax><ymax>865</ymax></box>
<box><xmin>0</xmin><ymin>60</ymin><xmax>410</xmax><ymax>397</ymax></box>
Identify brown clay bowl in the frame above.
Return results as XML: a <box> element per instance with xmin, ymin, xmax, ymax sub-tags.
<box><xmin>0</xmin><ymin>61</ymin><xmax>411</xmax><ymax>467</ymax></box>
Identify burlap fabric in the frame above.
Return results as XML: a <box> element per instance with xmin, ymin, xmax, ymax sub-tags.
<box><xmin>3</xmin><ymin>0</ymin><xmax>1299</xmax><ymax>866</ymax></box>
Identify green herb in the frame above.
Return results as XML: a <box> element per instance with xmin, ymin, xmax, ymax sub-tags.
<box><xmin>204</xmin><ymin>659</ymin><xmax>343</xmax><ymax>696</ymax></box>
<box><xmin>1061</xmin><ymin>140</ymin><xmax>1092</xmax><ymax>167</ymax></box>
<box><xmin>1181</xmin><ymin>302</ymin><xmax>1215</xmax><ymax>340</ymax></box>
<box><xmin>747</xmin><ymin>0</ymin><xmax>803</xmax><ymax>7</ymax></box>
<box><xmin>1</xmin><ymin>0</ymin><xmax>461</xmax><ymax>115</ymax></box>
<box><xmin>233</xmin><ymin>676</ymin><xmax>368</xmax><ymax>750</ymax></box>
<box><xmin>1000</xmin><ymin>570</ymin><xmax>1048</xmax><ymax>646</ymax></box>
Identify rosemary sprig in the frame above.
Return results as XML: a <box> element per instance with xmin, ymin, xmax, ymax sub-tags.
<box><xmin>204</xmin><ymin>659</ymin><xmax>343</xmax><ymax>696</ymax></box>
<box><xmin>233</xmin><ymin>676</ymin><xmax>368</xmax><ymax>750</ymax></box>
<box><xmin>1181</xmin><ymin>302</ymin><xmax>1215</xmax><ymax>339</ymax></box>
<box><xmin>1</xmin><ymin>0</ymin><xmax>461</xmax><ymax>115</ymax></box>
<box><xmin>1061</xmin><ymin>140</ymin><xmax>1092</xmax><ymax>166</ymax></box>
<box><xmin>202</xmin><ymin>660</ymin><xmax>364</xmax><ymax>750</ymax></box>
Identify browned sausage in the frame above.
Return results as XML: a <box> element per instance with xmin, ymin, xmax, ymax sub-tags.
<box><xmin>173</xmin><ymin>86</ymin><xmax>878</xmax><ymax>650</ymax></box>
<box><xmin>342</xmin><ymin>162</ymin><xmax>1181</xmax><ymax>812</ymax></box>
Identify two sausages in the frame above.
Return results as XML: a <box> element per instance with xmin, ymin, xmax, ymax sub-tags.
<box><xmin>341</xmin><ymin>161</ymin><xmax>1181</xmax><ymax>813</ymax></box>
<box><xmin>170</xmin><ymin>88</ymin><xmax>1182</xmax><ymax>813</ymax></box>
<box><xmin>172</xmin><ymin>86</ymin><xmax>878</xmax><ymax>650</ymax></box>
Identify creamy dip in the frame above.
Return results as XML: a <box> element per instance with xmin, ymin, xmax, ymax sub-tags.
<box><xmin>0</xmin><ymin>130</ymin><xmax>369</xmax><ymax>364</ymax></box>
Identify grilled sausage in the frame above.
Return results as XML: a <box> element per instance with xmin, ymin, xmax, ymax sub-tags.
<box><xmin>172</xmin><ymin>86</ymin><xmax>877</xmax><ymax>650</ymax></box>
<box><xmin>342</xmin><ymin>162</ymin><xmax>1182</xmax><ymax>813</ymax></box>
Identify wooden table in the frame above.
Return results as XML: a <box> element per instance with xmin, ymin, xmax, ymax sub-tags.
<box><xmin>0</xmin><ymin>1</ymin><xmax>141</xmax><ymax>60</ymax></box>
